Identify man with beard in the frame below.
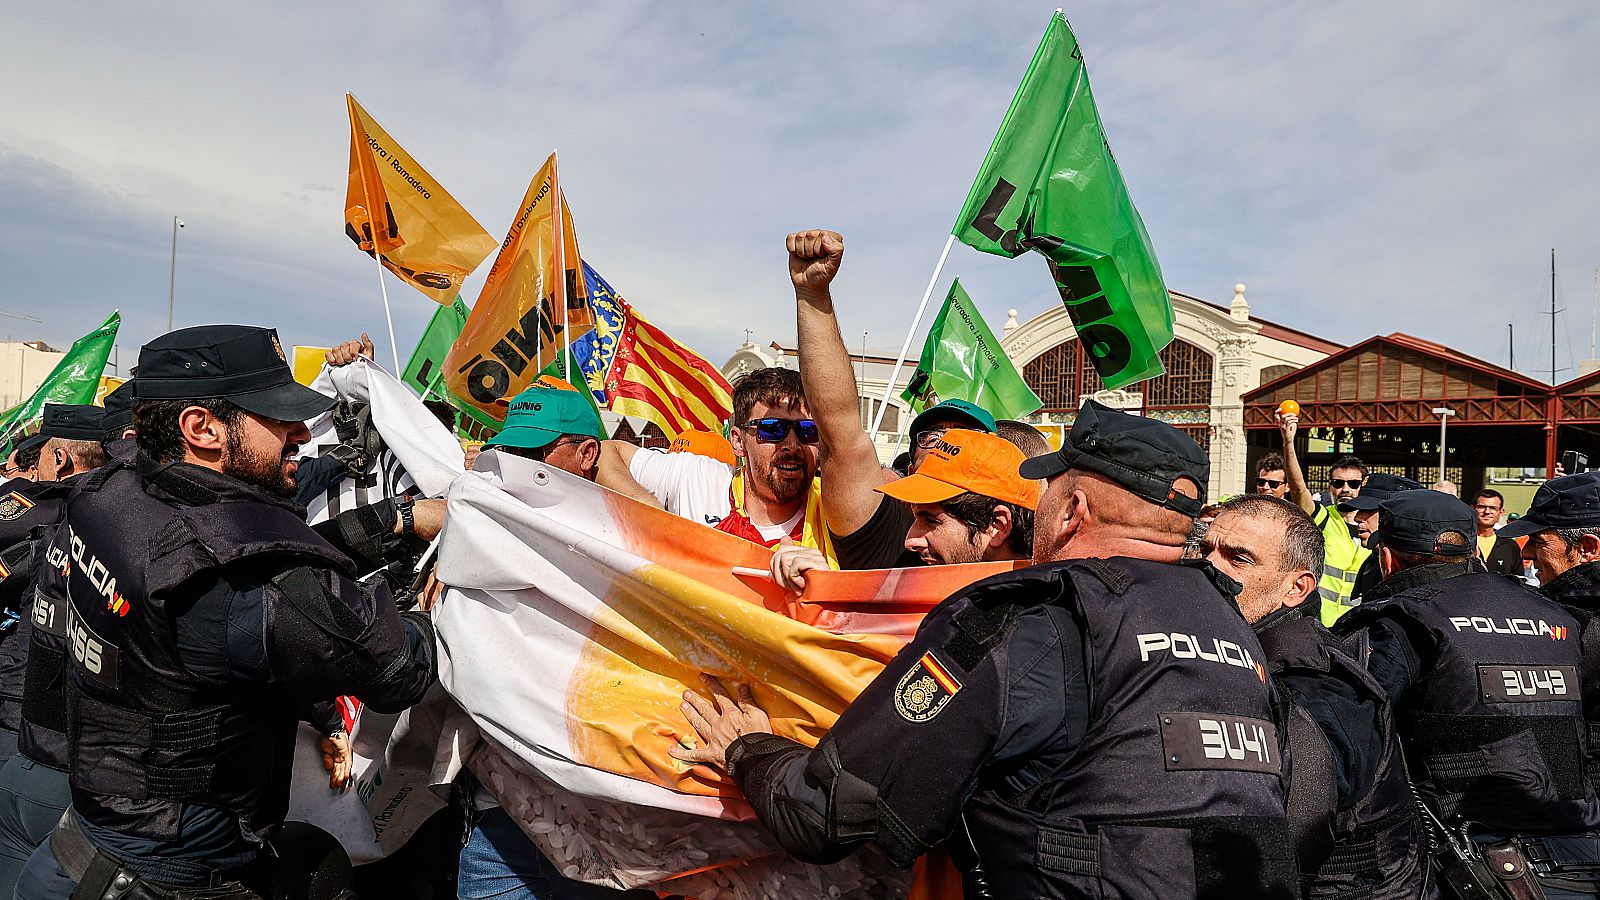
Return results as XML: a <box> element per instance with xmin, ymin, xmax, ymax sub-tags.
<box><xmin>673</xmin><ymin>401</ymin><xmax>1297</xmax><ymax>898</ymax></box>
<box><xmin>15</xmin><ymin>325</ymin><xmax>437</xmax><ymax>900</ymax></box>
<box><xmin>1205</xmin><ymin>495</ymin><xmax>1428</xmax><ymax>898</ymax></box>
<box><xmin>606</xmin><ymin>366</ymin><xmax>830</xmax><ymax>557</ymax></box>
<box><xmin>1278</xmin><ymin>409</ymin><xmax>1370</xmax><ymax>624</ymax></box>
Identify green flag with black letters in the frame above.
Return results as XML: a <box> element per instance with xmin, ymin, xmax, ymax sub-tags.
<box><xmin>952</xmin><ymin>11</ymin><xmax>1171</xmax><ymax>389</ymax></box>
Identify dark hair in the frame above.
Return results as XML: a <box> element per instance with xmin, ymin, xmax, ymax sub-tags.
<box><xmin>941</xmin><ymin>490</ymin><xmax>1034</xmax><ymax>557</ymax></box>
<box><xmin>1330</xmin><ymin>455</ymin><xmax>1367</xmax><ymax>479</ymax></box>
<box><xmin>730</xmin><ymin>368</ymin><xmax>805</xmax><ymax>426</ymax></box>
<box><xmin>14</xmin><ymin>443</ymin><xmax>41</xmax><ymax>470</ymax></box>
<box><xmin>1255</xmin><ymin>452</ymin><xmax>1285</xmax><ymax>475</ymax></box>
<box><xmin>890</xmin><ymin>451</ymin><xmax>912</xmax><ymax>477</ymax></box>
<box><xmin>1215</xmin><ymin>494</ymin><xmax>1324</xmax><ymax>574</ymax></box>
<box><xmin>1475</xmin><ymin>489</ymin><xmax>1504</xmax><ymax>506</ymax></box>
<box><xmin>134</xmin><ymin>398</ymin><xmax>243</xmax><ymax>464</ymax></box>
<box><xmin>996</xmin><ymin>420</ymin><xmax>1049</xmax><ymax>459</ymax></box>
<box><xmin>423</xmin><ymin>400</ymin><xmax>458</xmax><ymax>431</ymax></box>
<box><xmin>1387</xmin><ymin>529</ymin><xmax>1471</xmax><ymax>569</ymax></box>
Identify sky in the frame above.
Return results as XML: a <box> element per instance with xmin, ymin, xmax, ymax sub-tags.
<box><xmin>3</xmin><ymin>1</ymin><xmax>1598</xmax><ymax>383</ymax></box>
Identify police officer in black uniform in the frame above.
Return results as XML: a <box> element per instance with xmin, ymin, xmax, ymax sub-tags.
<box><xmin>0</xmin><ymin>404</ymin><xmax>111</xmax><ymax>894</ymax></box>
<box><xmin>1204</xmin><ymin>494</ymin><xmax>1430</xmax><ymax>898</ymax></box>
<box><xmin>672</xmin><ymin>400</ymin><xmax>1298</xmax><ymax>898</ymax></box>
<box><xmin>15</xmin><ymin>325</ymin><xmax>438</xmax><ymax>900</ymax></box>
<box><xmin>1334</xmin><ymin>489</ymin><xmax>1600</xmax><ymax>898</ymax></box>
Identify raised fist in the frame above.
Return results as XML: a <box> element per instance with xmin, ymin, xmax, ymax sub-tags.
<box><xmin>787</xmin><ymin>230</ymin><xmax>844</xmax><ymax>294</ymax></box>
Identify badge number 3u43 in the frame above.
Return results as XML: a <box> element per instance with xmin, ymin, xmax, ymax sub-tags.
<box><xmin>895</xmin><ymin>651</ymin><xmax>963</xmax><ymax>722</ymax></box>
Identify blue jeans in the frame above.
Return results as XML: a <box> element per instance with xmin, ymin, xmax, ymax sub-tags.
<box><xmin>458</xmin><ymin>807</ymin><xmax>652</xmax><ymax>900</ymax></box>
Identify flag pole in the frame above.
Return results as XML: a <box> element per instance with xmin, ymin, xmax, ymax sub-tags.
<box><xmin>551</xmin><ymin>149</ymin><xmax>573</xmax><ymax>384</ymax></box>
<box><xmin>370</xmin><ymin>250</ymin><xmax>402</xmax><ymax>373</ymax></box>
<box><xmin>869</xmin><ymin>233</ymin><xmax>955</xmax><ymax>435</ymax></box>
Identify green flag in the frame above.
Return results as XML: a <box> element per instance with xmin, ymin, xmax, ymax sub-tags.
<box><xmin>901</xmin><ymin>279</ymin><xmax>1042</xmax><ymax>420</ymax></box>
<box><xmin>2</xmin><ymin>310</ymin><xmax>120</xmax><ymax>441</ymax></box>
<box><xmin>399</xmin><ymin>297</ymin><xmax>501</xmax><ymax>438</ymax></box>
<box><xmin>952</xmin><ymin>11</ymin><xmax>1172</xmax><ymax>390</ymax></box>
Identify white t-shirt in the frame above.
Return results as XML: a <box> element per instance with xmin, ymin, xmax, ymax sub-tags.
<box><xmin>628</xmin><ymin>449</ymin><xmax>735</xmax><ymax>527</ymax></box>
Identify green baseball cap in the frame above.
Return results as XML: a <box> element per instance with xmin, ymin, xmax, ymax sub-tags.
<box><xmin>485</xmin><ymin>385</ymin><xmax>604</xmax><ymax>450</ymax></box>
<box><xmin>908</xmin><ymin>398</ymin><xmax>997</xmax><ymax>438</ymax></box>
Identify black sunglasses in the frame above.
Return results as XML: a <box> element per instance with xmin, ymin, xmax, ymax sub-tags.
<box><xmin>740</xmin><ymin>418</ymin><xmax>820</xmax><ymax>444</ymax></box>
<box><xmin>1330</xmin><ymin>478</ymin><xmax>1363</xmax><ymax>489</ymax></box>
<box><xmin>1255</xmin><ymin>478</ymin><xmax>1284</xmax><ymax>489</ymax></box>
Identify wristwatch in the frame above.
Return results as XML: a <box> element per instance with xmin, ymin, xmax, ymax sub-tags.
<box><xmin>396</xmin><ymin>493</ymin><xmax>416</xmax><ymax>535</ymax></box>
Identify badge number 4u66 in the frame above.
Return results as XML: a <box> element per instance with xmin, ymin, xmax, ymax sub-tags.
<box><xmin>895</xmin><ymin>651</ymin><xmax>963</xmax><ymax>722</ymax></box>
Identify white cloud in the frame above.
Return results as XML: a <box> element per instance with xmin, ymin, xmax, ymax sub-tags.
<box><xmin>1</xmin><ymin>0</ymin><xmax>1596</xmax><ymax>380</ymax></box>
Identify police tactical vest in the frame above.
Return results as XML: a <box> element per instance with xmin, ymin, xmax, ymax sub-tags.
<box><xmin>0</xmin><ymin>478</ymin><xmax>71</xmax><ymax>733</ymax></box>
<box><xmin>60</xmin><ymin>456</ymin><xmax>355</xmax><ymax>843</ymax></box>
<box><xmin>18</xmin><ymin>483</ymin><xmax>77</xmax><ymax>770</ymax></box>
<box><xmin>961</xmin><ymin>557</ymin><xmax>1298</xmax><ymax>899</ymax></box>
<box><xmin>1255</xmin><ymin>609</ymin><xmax>1426</xmax><ymax>900</ymax></box>
<box><xmin>1344</xmin><ymin>563</ymin><xmax>1596</xmax><ymax>833</ymax></box>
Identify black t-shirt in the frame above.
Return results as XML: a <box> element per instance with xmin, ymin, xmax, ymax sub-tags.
<box><xmin>830</xmin><ymin>496</ymin><xmax>923</xmax><ymax>570</ymax></box>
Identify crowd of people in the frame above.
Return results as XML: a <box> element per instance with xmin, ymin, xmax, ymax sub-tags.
<box><xmin>0</xmin><ymin>228</ymin><xmax>1597</xmax><ymax>899</ymax></box>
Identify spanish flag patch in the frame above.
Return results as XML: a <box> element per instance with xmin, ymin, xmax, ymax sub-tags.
<box><xmin>894</xmin><ymin>650</ymin><xmax>963</xmax><ymax>723</ymax></box>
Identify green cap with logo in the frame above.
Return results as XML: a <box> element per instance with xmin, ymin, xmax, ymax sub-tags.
<box><xmin>485</xmin><ymin>385</ymin><xmax>604</xmax><ymax>450</ymax></box>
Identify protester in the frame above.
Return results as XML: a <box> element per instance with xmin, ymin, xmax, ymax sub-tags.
<box><xmin>16</xmin><ymin>325</ymin><xmax>438</xmax><ymax>899</ymax></box>
<box><xmin>672</xmin><ymin>400</ymin><xmax>1296</xmax><ymax>898</ymax></box>
<box><xmin>3</xmin><ymin>437</ymin><xmax>44</xmax><ymax>484</ymax></box>
<box><xmin>994</xmin><ymin>418</ymin><xmax>1048</xmax><ymax>461</ymax></box>
<box><xmin>459</xmin><ymin>383</ymin><xmax>657</xmax><ymax>900</ymax></box>
<box><xmin>1278</xmin><ymin>410</ymin><xmax>1369</xmax><ymax>623</ymax></box>
<box><xmin>1333</xmin><ymin>490</ymin><xmax>1600</xmax><ymax>895</ymax></box>
<box><xmin>0</xmin><ymin>405</ymin><xmax>110</xmax><ymax>895</ymax></box>
<box><xmin>1204</xmin><ymin>495</ymin><xmax>1427</xmax><ymax>897</ymax></box>
<box><xmin>1253</xmin><ymin>451</ymin><xmax>1289</xmax><ymax>499</ymax></box>
<box><xmin>1470</xmin><ymin>488</ymin><xmax>1524</xmax><ymax>578</ymax></box>
<box><xmin>604</xmin><ymin>366</ymin><xmax>832</xmax><ymax>558</ymax></box>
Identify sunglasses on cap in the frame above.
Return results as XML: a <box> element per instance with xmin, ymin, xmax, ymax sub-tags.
<box><xmin>1255</xmin><ymin>477</ymin><xmax>1284</xmax><ymax>490</ymax></box>
<box><xmin>1330</xmin><ymin>478</ymin><xmax>1363</xmax><ymax>489</ymax></box>
<box><xmin>739</xmin><ymin>418</ymin><xmax>820</xmax><ymax>444</ymax></box>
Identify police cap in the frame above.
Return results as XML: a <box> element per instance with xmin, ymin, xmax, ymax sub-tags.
<box><xmin>135</xmin><ymin>325</ymin><xmax>334</xmax><ymax>422</ymax></box>
<box><xmin>39</xmin><ymin>404</ymin><xmax>105</xmax><ymax>441</ymax></box>
<box><xmin>1019</xmin><ymin>398</ymin><xmax>1209</xmax><ymax>517</ymax></box>
<box><xmin>1377</xmin><ymin>489</ymin><xmax>1474</xmax><ymax>557</ymax></box>
<box><xmin>101</xmin><ymin>380</ymin><xmax>135</xmax><ymax>435</ymax></box>
<box><xmin>1498</xmin><ymin>472</ymin><xmax>1600</xmax><ymax>539</ymax></box>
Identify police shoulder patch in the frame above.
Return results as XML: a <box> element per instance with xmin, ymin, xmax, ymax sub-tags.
<box><xmin>0</xmin><ymin>492</ymin><xmax>34</xmax><ymax>521</ymax></box>
<box><xmin>894</xmin><ymin>650</ymin><xmax>963</xmax><ymax>723</ymax></box>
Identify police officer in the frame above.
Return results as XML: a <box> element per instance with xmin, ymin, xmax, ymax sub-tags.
<box><xmin>1205</xmin><ymin>494</ymin><xmax>1429</xmax><ymax>898</ymax></box>
<box><xmin>16</xmin><ymin>325</ymin><xmax>438</xmax><ymax>899</ymax></box>
<box><xmin>672</xmin><ymin>400</ymin><xmax>1298</xmax><ymax>898</ymax></box>
<box><xmin>1334</xmin><ymin>489</ymin><xmax>1600</xmax><ymax>898</ymax></box>
<box><xmin>1337</xmin><ymin>473</ymin><xmax>1424</xmax><ymax>600</ymax></box>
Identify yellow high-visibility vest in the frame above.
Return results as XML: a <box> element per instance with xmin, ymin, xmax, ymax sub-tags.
<box><xmin>1313</xmin><ymin>504</ymin><xmax>1370</xmax><ymax>626</ymax></box>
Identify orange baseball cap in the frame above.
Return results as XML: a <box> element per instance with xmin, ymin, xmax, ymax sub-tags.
<box><xmin>877</xmin><ymin>428</ymin><xmax>1039</xmax><ymax>510</ymax></box>
<box><xmin>668</xmin><ymin>429</ymin><xmax>737</xmax><ymax>466</ymax></box>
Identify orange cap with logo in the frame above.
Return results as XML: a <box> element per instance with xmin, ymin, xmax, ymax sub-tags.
<box><xmin>877</xmin><ymin>428</ymin><xmax>1039</xmax><ymax>510</ymax></box>
<box><xmin>668</xmin><ymin>429</ymin><xmax>737</xmax><ymax>466</ymax></box>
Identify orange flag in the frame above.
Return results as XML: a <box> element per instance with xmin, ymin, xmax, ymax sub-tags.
<box><xmin>443</xmin><ymin>152</ymin><xmax>593</xmax><ymax>420</ymax></box>
<box><xmin>344</xmin><ymin>94</ymin><xmax>498</xmax><ymax>305</ymax></box>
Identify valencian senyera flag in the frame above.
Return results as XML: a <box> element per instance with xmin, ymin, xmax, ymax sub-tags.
<box><xmin>345</xmin><ymin>94</ymin><xmax>499</xmax><ymax>305</ymax></box>
<box><xmin>582</xmin><ymin>264</ymin><xmax>733</xmax><ymax>438</ymax></box>
<box><xmin>952</xmin><ymin>11</ymin><xmax>1173</xmax><ymax>390</ymax></box>
<box><xmin>2</xmin><ymin>310</ymin><xmax>120</xmax><ymax>444</ymax></box>
<box><xmin>443</xmin><ymin>152</ymin><xmax>593</xmax><ymax>421</ymax></box>
<box><xmin>902</xmin><ymin>278</ymin><xmax>1042</xmax><ymax>420</ymax></box>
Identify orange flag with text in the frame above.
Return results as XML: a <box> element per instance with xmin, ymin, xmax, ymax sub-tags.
<box><xmin>344</xmin><ymin>94</ymin><xmax>498</xmax><ymax>305</ymax></box>
<box><xmin>443</xmin><ymin>152</ymin><xmax>593</xmax><ymax>420</ymax></box>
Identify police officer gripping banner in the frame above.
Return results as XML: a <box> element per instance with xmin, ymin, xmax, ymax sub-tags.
<box><xmin>16</xmin><ymin>326</ymin><xmax>438</xmax><ymax>900</ymax></box>
<box><xmin>1335</xmin><ymin>489</ymin><xmax>1600</xmax><ymax>899</ymax></box>
<box><xmin>673</xmin><ymin>400</ymin><xmax>1299</xmax><ymax>898</ymax></box>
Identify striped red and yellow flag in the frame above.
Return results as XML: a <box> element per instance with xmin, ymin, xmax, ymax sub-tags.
<box><xmin>605</xmin><ymin>306</ymin><xmax>732</xmax><ymax>438</ymax></box>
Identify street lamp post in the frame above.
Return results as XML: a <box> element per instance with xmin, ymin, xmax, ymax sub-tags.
<box><xmin>167</xmin><ymin>216</ymin><xmax>185</xmax><ymax>332</ymax></box>
<box><xmin>1432</xmin><ymin>407</ymin><xmax>1456</xmax><ymax>482</ymax></box>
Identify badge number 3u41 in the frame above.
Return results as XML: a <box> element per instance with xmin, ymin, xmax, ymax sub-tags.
<box><xmin>895</xmin><ymin>651</ymin><xmax>963</xmax><ymax>722</ymax></box>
